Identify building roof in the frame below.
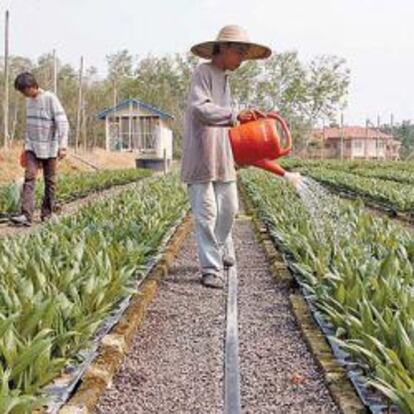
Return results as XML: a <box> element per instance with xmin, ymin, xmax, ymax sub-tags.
<box><xmin>97</xmin><ymin>98</ymin><xmax>174</xmax><ymax>120</ymax></box>
<box><xmin>313</xmin><ymin>126</ymin><xmax>395</xmax><ymax>140</ymax></box>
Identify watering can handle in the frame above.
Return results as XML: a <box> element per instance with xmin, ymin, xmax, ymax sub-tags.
<box><xmin>238</xmin><ymin>109</ymin><xmax>267</xmax><ymax>124</ymax></box>
<box><xmin>250</xmin><ymin>109</ymin><xmax>267</xmax><ymax>120</ymax></box>
<box><xmin>268</xmin><ymin>112</ymin><xmax>292</xmax><ymax>157</ymax></box>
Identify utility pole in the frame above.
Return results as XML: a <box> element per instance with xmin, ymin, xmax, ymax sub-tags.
<box><xmin>75</xmin><ymin>56</ymin><xmax>84</xmax><ymax>152</ymax></box>
<box><xmin>128</xmin><ymin>100</ymin><xmax>133</xmax><ymax>150</ymax></box>
<box><xmin>53</xmin><ymin>49</ymin><xmax>58</xmax><ymax>95</ymax></box>
<box><xmin>3</xmin><ymin>10</ymin><xmax>10</xmax><ymax>149</ymax></box>
<box><xmin>82</xmin><ymin>98</ymin><xmax>87</xmax><ymax>150</ymax></box>
<box><xmin>109</xmin><ymin>79</ymin><xmax>117</xmax><ymax>151</ymax></box>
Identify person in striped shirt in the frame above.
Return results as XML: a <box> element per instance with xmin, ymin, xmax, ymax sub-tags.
<box><xmin>11</xmin><ymin>72</ymin><xmax>69</xmax><ymax>227</ymax></box>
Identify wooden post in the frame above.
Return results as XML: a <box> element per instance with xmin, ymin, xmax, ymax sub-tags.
<box><xmin>53</xmin><ymin>49</ymin><xmax>58</xmax><ymax>95</ymax></box>
<box><xmin>112</xmin><ymin>80</ymin><xmax>117</xmax><ymax>152</ymax></box>
<box><xmin>105</xmin><ymin>116</ymin><xmax>110</xmax><ymax>151</ymax></box>
<box><xmin>75</xmin><ymin>56</ymin><xmax>84</xmax><ymax>153</ymax></box>
<box><xmin>10</xmin><ymin>104</ymin><xmax>18</xmax><ymax>141</ymax></box>
<box><xmin>82</xmin><ymin>98</ymin><xmax>87</xmax><ymax>150</ymax></box>
<box><xmin>163</xmin><ymin>148</ymin><xmax>167</xmax><ymax>175</ymax></box>
<box><xmin>3</xmin><ymin>10</ymin><xmax>10</xmax><ymax>149</ymax></box>
<box><xmin>128</xmin><ymin>100</ymin><xmax>132</xmax><ymax>151</ymax></box>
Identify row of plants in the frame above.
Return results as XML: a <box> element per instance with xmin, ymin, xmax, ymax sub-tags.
<box><xmin>0</xmin><ymin>168</ymin><xmax>153</xmax><ymax>216</ymax></box>
<box><xmin>281</xmin><ymin>158</ymin><xmax>414</xmax><ymax>184</ymax></box>
<box><xmin>240</xmin><ymin>169</ymin><xmax>414</xmax><ymax>413</ymax></box>
<box><xmin>0</xmin><ymin>174</ymin><xmax>187</xmax><ymax>413</ymax></box>
<box><xmin>346</xmin><ymin>168</ymin><xmax>414</xmax><ymax>185</ymax></box>
<box><xmin>282</xmin><ymin>161</ymin><xmax>414</xmax><ymax>213</ymax></box>
<box><xmin>305</xmin><ymin>168</ymin><xmax>414</xmax><ymax>212</ymax></box>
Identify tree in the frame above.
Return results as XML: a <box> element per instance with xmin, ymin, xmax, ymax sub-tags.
<box><xmin>32</xmin><ymin>52</ymin><xmax>57</xmax><ymax>92</ymax></box>
<box><xmin>124</xmin><ymin>54</ymin><xmax>195</xmax><ymax>156</ymax></box>
<box><xmin>230</xmin><ymin>60</ymin><xmax>263</xmax><ymax>108</ymax></box>
<box><xmin>106</xmin><ymin>49</ymin><xmax>134</xmax><ymax>107</ymax></box>
<box><xmin>230</xmin><ymin>51</ymin><xmax>350</xmax><ymax>152</ymax></box>
<box><xmin>0</xmin><ymin>48</ymin><xmax>350</xmax><ymax>157</ymax></box>
<box><xmin>302</xmin><ymin>55</ymin><xmax>350</xmax><ymax>123</ymax></box>
<box><xmin>383</xmin><ymin>120</ymin><xmax>414</xmax><ymax>159</ymax></box>
<box><xmin>0</xmin><ymin>55</ymin><xmax>33</xmax><ymax>143</ymax></box>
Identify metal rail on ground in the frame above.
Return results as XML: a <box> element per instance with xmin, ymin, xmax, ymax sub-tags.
<box><xmin>224</xmin><ymin>265</ymin><xmax>241</xmax><ymax>414</ymax></box>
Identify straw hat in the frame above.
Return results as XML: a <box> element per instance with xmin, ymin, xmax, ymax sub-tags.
<box><xmin>191</xmin><ymin>25</ymin><xmax>272</xmax><ymax>60</ymax></box>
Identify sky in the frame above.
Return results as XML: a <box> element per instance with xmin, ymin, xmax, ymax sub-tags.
<box><xmin>2</xmin><ymin>0</ymin><xmax>413</xmax><ymax>125</ymax></box>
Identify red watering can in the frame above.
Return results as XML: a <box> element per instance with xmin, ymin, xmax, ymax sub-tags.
<box><xmin>228</xmin><ymin>111</ymin><xmax>292</xmax><ymax>176</ymax></box>
<box><xmin>19</xmin><ymin>150</ymin><xmax>28</xmax><ymax>168</ymax></box>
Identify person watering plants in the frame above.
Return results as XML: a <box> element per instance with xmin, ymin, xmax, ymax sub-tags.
<box><xmin>181</xmin><ymin>25</ymin><xmax>301</xmax><ymax>288</ymax></box>
<box><xmin>10</xmin><ymin>72</ymin><xmax>69</xmax><ymax>227</ymax></box>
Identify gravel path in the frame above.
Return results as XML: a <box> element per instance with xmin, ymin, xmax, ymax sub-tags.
<box><xmin>236</xmin><ymin>216</ymin><xmax>339</xmax><ymax>413</ymax></box>
<box><xmin>96</xmin><ymin>210</ymin><xmax>340</xmax><ymax>413</ymax></box>
<box><xmin>0</xmin><ymin>180</ymin><xmax>143</xmax><ymax>238</ymax></box>
<box><xmin>96</xmin><ymin>232</ymin><xmax>226</xmax><ymax>414</ymax></box>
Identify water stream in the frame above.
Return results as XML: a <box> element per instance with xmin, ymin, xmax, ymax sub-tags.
<box><xmin>296</xmin><ymin>176</ymin><xmax>351</xmax><ymax>246</ymax></box>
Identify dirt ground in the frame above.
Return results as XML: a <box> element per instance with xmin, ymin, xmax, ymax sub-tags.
<box><xmin>0</xmin><ymin>144</ymin><xmax>137</xmax><ymax>185</ymax></box>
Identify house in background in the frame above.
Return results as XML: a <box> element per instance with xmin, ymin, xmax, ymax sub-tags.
<box><xmin>97</xmin><ymin>98</ymin><xmax>174</xmax><ymax>170</ymax></box>
<box><xmin>310</xmin><ymin>126</ymin><xmax>401</xmax><ymax>160</ymax></box>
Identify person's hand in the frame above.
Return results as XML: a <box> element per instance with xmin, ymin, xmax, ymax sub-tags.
<box><xmin>283</xmin><ymin>172</ymin><xmax>302</xmax><ymax>190</ymax></box>
<box><xmin>58</xmin><ymin>148</ymin><xmax>67</xmax><ymax>160</ymax></box>
<box><xmin>234</xmin><ymin>162</ymin><xmax>247</xmax><ymax>171</ymax></box>
<box><xmin>237</xmin><ymin>109</ymin><xmax>266</xmax><ymax>124</ymax></box>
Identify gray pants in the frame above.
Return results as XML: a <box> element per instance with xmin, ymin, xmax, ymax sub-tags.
<box><xmin>188</xmin><ymin>181</ymin><xmax>239</xmax><ymax>276</ymax></box>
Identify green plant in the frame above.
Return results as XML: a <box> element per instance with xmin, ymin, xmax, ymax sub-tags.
<box><xmin>241</xmin><ymin>169</ymin><xmax>414</xmax><ymax>412</ymax></box>
<box><xmin>0</xmin><ymin>168</ymin><xmax>152</xmax><ymax>215</ymax></box>
<box><xmin>280</xmin><ymin>159</ymin><xmax>414</xmax><ymax>212</ymax></box>
<box><xmin>0</xmin><ymin>174</ymin><xmax>187</xmax><ymax>411</ymax></box>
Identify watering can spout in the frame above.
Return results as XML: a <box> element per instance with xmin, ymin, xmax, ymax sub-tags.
<box><xmin>252</xmin><ymin>159</ymin><xmax>286</xmax><ymax>177</ymax></box>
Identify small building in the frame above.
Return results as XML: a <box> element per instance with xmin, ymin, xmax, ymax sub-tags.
<box><xmin>97</xmin><ymin>98</ymin><xmax>174</xmax><ymax>170</ymax></box>
<box><xmin>310</xmin><ymin>126</ymin><xmax>401</xmax><ymax>160</ymax></box>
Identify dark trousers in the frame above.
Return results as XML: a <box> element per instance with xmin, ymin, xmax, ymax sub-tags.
<box><xmin>22</xmin><ymin>151</ymin><xmax>57</xmax><ymax>222</ymax></box>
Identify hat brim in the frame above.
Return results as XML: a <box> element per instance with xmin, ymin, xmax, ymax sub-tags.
<box><xmin>191</xmin><ymin>41</ymin><xmax>272</xmax><ymax>60</ymax></box>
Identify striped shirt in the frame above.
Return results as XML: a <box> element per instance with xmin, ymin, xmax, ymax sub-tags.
<box><xmin>25</xmin><ymin>89</ymin><xmax>69</xmax><ymax>159</ymax></box>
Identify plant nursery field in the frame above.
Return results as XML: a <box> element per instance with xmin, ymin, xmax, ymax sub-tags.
<box><xmin>0</xmin><ymin>163</ymin><xmax>413</xmax><ymax>413</ymax></box>
<box><xmin>281</xmin><ymin>159</ymin><xmax>414</xmax><ymax>217</ymax></box>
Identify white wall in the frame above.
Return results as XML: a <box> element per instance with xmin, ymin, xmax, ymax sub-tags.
<box><xmin>351</xmin><ymin>139</ymin><xmax>386</xmax><ymax>158</ymax></box>
<box><xmin>154</xmin><ymin>125</ymin><xmax>173</xmax><ymax>160</ymax></box>
<box><xmin>351</xmin><ymin>139</ymin><xmax>364</xmax><ymax>157</ymax></box>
